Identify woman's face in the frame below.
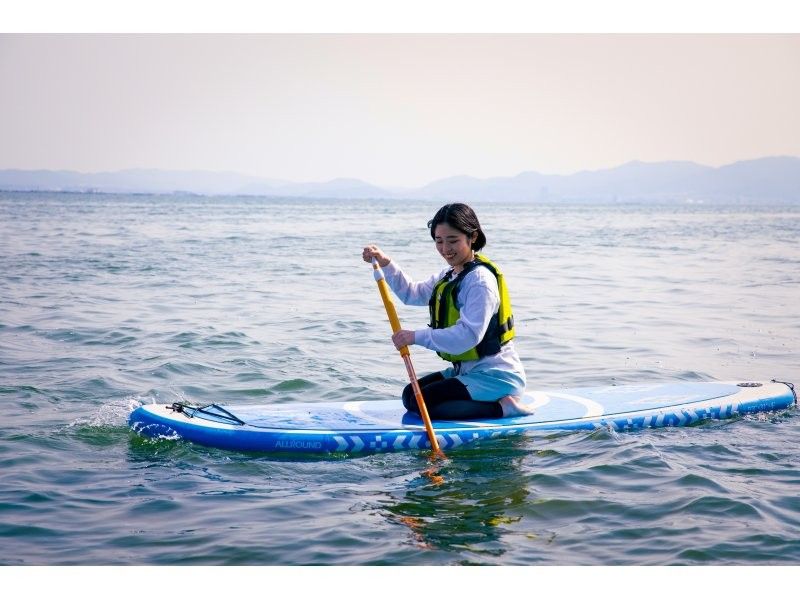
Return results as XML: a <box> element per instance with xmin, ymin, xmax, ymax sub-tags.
<box><xmin>433</xmin><ymin>222</ymin><xmax>476</xmax><ymax>271</ymax></box>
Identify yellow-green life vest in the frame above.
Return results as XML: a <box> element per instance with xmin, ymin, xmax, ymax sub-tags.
<box><xmin>428</xmin><ymin>254</ymin><xmax>515</xmax><ymax>362</ymax></box>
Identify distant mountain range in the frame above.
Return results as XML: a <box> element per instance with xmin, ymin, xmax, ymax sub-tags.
<box><xmin>1</xmin><ymin>156</ymin><xmax>799</xmax><ymax>202</ymax></box>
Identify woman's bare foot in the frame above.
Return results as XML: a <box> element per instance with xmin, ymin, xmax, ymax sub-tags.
<box><xmin>499</xmin><ymin>395</ymin><xmax>535</xmax><ymax>418</ymax></box>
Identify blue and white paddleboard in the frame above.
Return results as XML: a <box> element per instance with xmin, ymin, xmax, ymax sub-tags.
<box><xmin>129</xmin><ymin>380</ymin><xmax>796</xmax><ymax>454</ymax></box>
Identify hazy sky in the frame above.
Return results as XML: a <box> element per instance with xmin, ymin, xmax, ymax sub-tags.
<box><xmin>1</xmin><ymin>34</ymin><xmax>799</xmax><ymax>188</ymax></box>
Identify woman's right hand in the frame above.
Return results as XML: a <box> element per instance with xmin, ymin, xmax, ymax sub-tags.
<box><xmin>362</xmin><ymin>245</ymin><xmax>391</xmax><ymax>267</ymax></box>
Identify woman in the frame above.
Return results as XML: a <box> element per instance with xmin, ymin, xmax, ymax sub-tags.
<box><xmin>362</xmin><ymin>203</ymin><xmax>532</xmax><ymax>420</ymax></box>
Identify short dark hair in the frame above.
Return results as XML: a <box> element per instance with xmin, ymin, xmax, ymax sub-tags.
<box><xmin>427</xmin><ymin>203</ymin><xmax>487</xmax><ymax>251</ymax></box>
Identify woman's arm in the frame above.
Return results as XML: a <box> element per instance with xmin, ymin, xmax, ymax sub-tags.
<box><xmin>381</xmin><ymin>261</ymin><xmax>441</xmax><ymax>306</ymax></box>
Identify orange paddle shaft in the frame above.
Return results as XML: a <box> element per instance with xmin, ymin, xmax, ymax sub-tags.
<box><xmin>372</xmin><ymin>259</ymin><xmax>443</xmax><ymax>456</ymax></box>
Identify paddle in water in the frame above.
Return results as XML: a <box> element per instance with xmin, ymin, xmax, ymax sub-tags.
<box><xmin>371</xmin><ymin>258</ymin><xmax>445</xmax><ymax>459</ymax></box>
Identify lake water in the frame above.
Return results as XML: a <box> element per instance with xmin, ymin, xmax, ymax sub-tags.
<box><xmin>1</xmin><ymin>191</ymin><xmax>798</xmax><ymax>568</ymax></box>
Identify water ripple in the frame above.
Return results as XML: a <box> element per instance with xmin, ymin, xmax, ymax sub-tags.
<box><xmin>1</xmin><ymin>193</ymin><xmax>799</xmax><ymax>565</ymax></box>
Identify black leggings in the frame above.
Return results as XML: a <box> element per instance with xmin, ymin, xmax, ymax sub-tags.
<box><xmin>402</xmin><ymin>372</ymin><xmax>503</xmax><ymax>420</ymax></box>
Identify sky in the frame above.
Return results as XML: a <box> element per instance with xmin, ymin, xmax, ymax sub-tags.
<box><xmin>1</xmin><ymin>32</ymin><xmax>799</xmax><ymax>188</ymax></box>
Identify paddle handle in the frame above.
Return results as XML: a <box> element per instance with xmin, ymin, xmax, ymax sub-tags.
<box><xmin>371</xmin><ymin>259</ymin><xmax>443</xmax><ymax>456</ymax></box>
<box><xmin>372</xmin><ymin>260</ymin><xmax>409</xmax><ymax>357</ymax></box>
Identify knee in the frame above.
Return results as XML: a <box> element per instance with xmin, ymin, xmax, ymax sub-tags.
<box><xmin>401</xmin><ymin>383</ymin><xmax>417</xmax><ymax>412</ymax></box>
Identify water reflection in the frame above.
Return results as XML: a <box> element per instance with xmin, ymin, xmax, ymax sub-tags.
<box><xmin>381</xmin><ymin>437</ymin><xmax>533</xmax><ymax>557</ymax></box>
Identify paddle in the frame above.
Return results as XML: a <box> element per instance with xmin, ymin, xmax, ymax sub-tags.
<box><xmin>371</xmin><ymin>258</ymin><xmax>444</xmax><ymax>458</ymax></box>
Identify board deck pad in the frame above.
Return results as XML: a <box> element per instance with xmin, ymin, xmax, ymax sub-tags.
<box><xmin>129</xmin><ymin>381</ymin><xmax>796</xmax><ymax>454</ymax></box>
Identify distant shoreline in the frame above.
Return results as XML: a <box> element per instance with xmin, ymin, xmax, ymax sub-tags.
<box><xmin>2</xmin><ymin>188</ymin><xmax>799</xmax><ymax>206</ymax></box>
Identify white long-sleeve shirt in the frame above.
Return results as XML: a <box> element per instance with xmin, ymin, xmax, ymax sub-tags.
<box><xmin>382</xmin><ymin>260</ymin><xmax>526</xmax><ymax>388</ymax></box>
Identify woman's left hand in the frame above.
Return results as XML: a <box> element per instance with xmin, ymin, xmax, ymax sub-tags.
<box><xmin>392</xmin><ymin>329</ymin><xmax>415</xmax><ymax>351</ymax></box>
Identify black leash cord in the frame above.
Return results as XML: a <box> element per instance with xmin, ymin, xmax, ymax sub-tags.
<box><xmin>771</xmin><ymin>380</ymin><xmax>798</xmax><ymax>406</ymax></box>
<box><xmin>168</xmin><ymin>402</ymin><xmax>246</xmax><ymax>426</ymax></box>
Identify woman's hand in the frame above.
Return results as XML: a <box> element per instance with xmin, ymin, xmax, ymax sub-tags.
<box><xmin>392</xmin><ymin>329</ymin><xmax>415</xmax><ymax>351</ymax></box>
<box><xmin>362</xmin><ymin>245</ymin><xmax>391</xmax><ymax>267</ymax></box>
